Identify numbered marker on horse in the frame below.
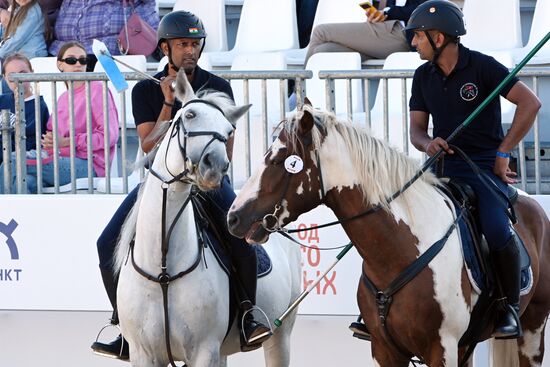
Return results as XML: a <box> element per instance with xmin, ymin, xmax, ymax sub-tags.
<box><xmin>284</xmin><ymin>155</ymin><xmax>303</xmax><ymax>174</ymax></box>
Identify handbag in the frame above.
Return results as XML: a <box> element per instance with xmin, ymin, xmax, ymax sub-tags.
<box><xmin>117</xmin><ymin>0</ymin><xmax>157</xmax><ymax>56</ymax></box>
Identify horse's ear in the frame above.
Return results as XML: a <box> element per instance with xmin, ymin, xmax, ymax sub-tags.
<box><xmin>298</xmin><ymin>109</ymin><xmax>315</xmax><ymax>136</ymax></box>
<box><xmin>174</xmin><ymin>69</ymin><xmax>196</xmax><ymax>103</ymax></box>
<box><xmin>225</xmin><ymin>104</ymin><xmax>252</xmax><ymax>126</ymax></box>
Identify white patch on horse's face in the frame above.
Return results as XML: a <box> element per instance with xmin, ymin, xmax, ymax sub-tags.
<box><xmin>318</xmin><ymin>129</ymin><xmax>359</xmax><ymax>192</ymax></box>
<box><xmin>389</xmin><ymin>190</ymin><xmax>470</xmax><ymax>364</ymax></box>
<box><xmin>233</xmin><ymin>138</ymin><xmax>285</xmax><ymax>208</ymax></box>
<box><xmin>297</xmin><ymin>182</ymin><xmax>304</xmax><ymax>195</ymax></box>
<box><xmin>519</xmin><ymin>320</ymin><xmax>546</xmax><ymax>365</ymax></box>
<box><xmin>278</xmin><ymin>199</ymin><xmax>291</xmax><ymax>224</ymax></box>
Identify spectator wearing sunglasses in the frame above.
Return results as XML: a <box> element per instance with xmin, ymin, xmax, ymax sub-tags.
<box><xmin>49</xmin><ymin>0</ymin><xmax>159</xmax><ymax>71</ymax></box>
<box><xmin>0</xmin><ymin>0</ymin><xmax>50</xmax><ymax>61</ymax></box>
<box><xmin>0</xmin><ymin>52</ymin><xmax>49</xmax><ymax>165</ymax></box>
<box><xmin>0</xmin><ymin>41</ymin><xmax>120</xmax><ymax>193</ymax></box>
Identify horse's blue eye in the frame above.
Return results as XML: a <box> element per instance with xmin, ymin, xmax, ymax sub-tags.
<box><xmin>185</xmin><ymin>111</ymin><xmax>195</xmax><ymax>119</ymax></box>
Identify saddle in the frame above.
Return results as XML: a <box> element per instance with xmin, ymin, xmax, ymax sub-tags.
<box><xmin>190</xmin><ymin>192</ymin><xmax>272</xmax><ymax>338</ymax></box>
<box><xmin>440</xmin><ymin>179</ymin><xmax>532</xmax><ymax>348</ymax></box>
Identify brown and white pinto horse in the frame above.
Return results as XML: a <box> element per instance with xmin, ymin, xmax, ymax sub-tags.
<box><xmin>227</xmin><ymin>105</ymin><xmax>550</xmax><ymax>366</ymax></box>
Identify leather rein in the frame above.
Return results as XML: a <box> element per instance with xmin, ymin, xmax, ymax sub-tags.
<box><xmin>259</xmin><ymin>128</ymin><xmax>473</xmax><ymax>363</ymax></box>
<box><xmin>129</xmin><ymin>98</ymin><xmax>230</xmax><ymax>367</ymax></box>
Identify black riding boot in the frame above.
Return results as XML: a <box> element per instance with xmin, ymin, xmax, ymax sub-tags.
<box><xmin>90</xmin><ymin>268</ymin><xmax>130</xmax><ymax>360</ymax></box>
<box><xmin>234</xmin><ymin>252</ymin><xmax>273</xmax><ymax>351</ymax></box>
<box><xmin>349</xmin><ymin>315</ymin><xmax>371</xmax><ymax>341</ymax></box>
<box><xmin>492</xmin><ymin>236</ymin><xmax>522</xmax><ymax>339</ymax></box>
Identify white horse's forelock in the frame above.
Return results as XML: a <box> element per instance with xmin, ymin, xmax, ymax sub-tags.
<box><xmin>289</xmin><ymin>105</ymin><xmax>440</xmax><ymax>210</ymax></box>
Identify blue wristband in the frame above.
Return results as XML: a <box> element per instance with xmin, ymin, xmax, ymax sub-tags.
<box><xmin>496</xmin><ymin>151</ymin><xmax>511</xmax><ymax>158</ymax></box>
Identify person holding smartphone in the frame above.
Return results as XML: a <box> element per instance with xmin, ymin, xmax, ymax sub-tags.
<box><xmin>304</xmin><ymin>0</ymin><xmax>429</xmax><ymax>64</ymax></box>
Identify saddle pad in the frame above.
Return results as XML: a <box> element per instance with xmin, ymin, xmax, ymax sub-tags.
<box><xmin>204</xmin><ymin>230</ymin><xmax>272</xmax><ymax>278</ymax></box>
<box><xmin>457</xmin><ymin>211</ymin><xmax>532</xmax><ymax>296</ymax></box>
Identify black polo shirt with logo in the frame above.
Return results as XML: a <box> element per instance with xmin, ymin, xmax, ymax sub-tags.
<box><xmin>409</xmin><ymin>44</ymin><xmax>518</xmax><ymax>154</ymax></box>
<box><xmin>132</xmin><ymin>65</ymin><xmax>234</xmax><ymax>126</ymax></box>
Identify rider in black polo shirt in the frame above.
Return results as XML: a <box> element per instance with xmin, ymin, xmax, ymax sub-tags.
<box><xmin>92</xmin><ymin>11</ymin><xmax>272</xmax><ymax>360</ymax></box>
<box><xmin>407</xmin><ymin>0</ymin><xmax>541</xmax><ymax>339</ymax></box>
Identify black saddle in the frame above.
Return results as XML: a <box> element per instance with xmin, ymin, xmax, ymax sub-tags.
<box><xmin>441</xmin><ymin>179</ymin><xmax>531</xmax><ymax>350</ymax></box>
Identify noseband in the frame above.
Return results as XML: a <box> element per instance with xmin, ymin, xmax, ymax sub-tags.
<box><xmin>149</xmin><ymin>99</ymin><xmax>232</xmax><ymax>186</ymax></box>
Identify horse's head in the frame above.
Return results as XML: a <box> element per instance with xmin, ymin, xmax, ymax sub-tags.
<box><xmin>228</xmin><ymin>103</ymin><xmax>325</xmax><ymax>243</ymax></box>
<box><xmin>154</xmin><ymin>69</ymin><xmax>250</xmax><ymax>191</ymax></box>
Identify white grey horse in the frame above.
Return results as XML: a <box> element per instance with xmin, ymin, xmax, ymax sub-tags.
<box><xmin>114</xmin><ymin>70</ymin><xmax>301</xmax><ymax>367</ymax></box>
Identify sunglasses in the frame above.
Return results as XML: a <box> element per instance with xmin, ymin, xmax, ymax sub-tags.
<box><xmin>60</xmin><ymin>57</ymin><xmax>89</xmax><ymax>65</ymax></box>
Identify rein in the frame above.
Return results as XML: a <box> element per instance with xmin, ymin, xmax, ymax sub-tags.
<box><xmin>129</xmin><ymin>186</ymin><xmax>205</xmax><ymax>367</ymax></box>
<box><xmin>129</xmin><ymin>97</ymin><xmax>230</xmax><ymax>367</ymax></box>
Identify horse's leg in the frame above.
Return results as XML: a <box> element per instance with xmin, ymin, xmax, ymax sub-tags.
<box><xmin>220</xmin><ymin>355</ymin><xmax>228</xmax><ymax>367</ymax></box>
<box><xmin>370</xmin><ymin>343</ymin><xmax>411</xmax><ymax>367</ymax></box>
<box><xmin>187</xmin><ymin>343</ymin><xmax>222</xmax><ymax>367</ymax></box>
<box><xmin>128</xmin><ymin>344</ymin><xmax>167</xmax><ymax>367</ymax></box>
<box><xmin>261</xmin><ymin>318</ymin><xmax>294</xmax><ymax>367</ymax></box>
<box><xmin>517</xmin><ymin>306</ymin><xmax>548</xmax><ymax>367</ymax></box>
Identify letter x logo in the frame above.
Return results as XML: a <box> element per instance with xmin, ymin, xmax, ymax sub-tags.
<box><xmin>0</xmin><ymin>219</ymin><xmax>19</xmax><ymax>260</ymax></box>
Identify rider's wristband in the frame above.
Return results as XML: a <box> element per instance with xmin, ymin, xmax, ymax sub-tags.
<box><xmin>496</xmin><ymin>151</ymin><xmax>511</xmax><ymax>158</ymax></box>
<box><xmin>163</xmin><ymin>100</ymin><xmax>174</xmax><ymax>108</ymax></box>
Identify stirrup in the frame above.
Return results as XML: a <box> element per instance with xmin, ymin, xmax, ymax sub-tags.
<box><xmin>493</xmin><ymin>304</ymin><xmax>523</xmax><ymax>340</ymax></box>
<box><xmin>91</xmin><ymin>323</ymin><xmax>128</xmax><ymax>360</ymax></box>
<box><xmin>240</xmin><ymin>306</ymin><xmax>273</xmax><ymax>346</ymax></box>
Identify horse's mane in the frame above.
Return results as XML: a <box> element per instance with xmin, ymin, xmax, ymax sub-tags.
<box><xmin>287</xmin><ymin>105</ymin><xmax>440</xmax><ymax>210</ymax></box>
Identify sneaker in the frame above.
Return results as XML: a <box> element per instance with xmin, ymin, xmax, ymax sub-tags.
<box><xmin>91</xmin><ymin>334</ymin><xmax>130</xmax><ymax>360</ymax></box>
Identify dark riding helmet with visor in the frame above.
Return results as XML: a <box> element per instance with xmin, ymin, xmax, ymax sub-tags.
<box><xmin>405</xmin><ymin>0</ymin><xmax>466</xmax><ymax>62</ymax></box>
<box><xmin>157</xmin><ymin>11</ymin><xmax>208</xmax><ymax>67</ymax></box>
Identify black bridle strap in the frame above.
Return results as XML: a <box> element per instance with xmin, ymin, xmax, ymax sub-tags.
<box><xmin>182</xmin><ymin>98</ymin><xmax>232</xmax><ymax>126</ymax></box>
<box><xmin>129</xmin><ymin>187</ymin><xmax>204</xmax><ymax>367</ymax></box>
<box><xmin>360</xmin><ymin>206</ymin><xmax>465</xmax><ymax>360</ymax></box>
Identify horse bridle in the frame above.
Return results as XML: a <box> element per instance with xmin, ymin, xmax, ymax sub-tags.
<box><xmin>261</xmin><ymin>135</ymin><xmax>326</xmax><ymax>233</ymax></box>
<box><xmin>131</xmin><ymin>98</ymin><xmax>233</xmax><ymax>367</ymax></box>
<box><xmin>149</xmin><ymin>98</ymin><xmax>233</xmax><ymax>186</ymax></box>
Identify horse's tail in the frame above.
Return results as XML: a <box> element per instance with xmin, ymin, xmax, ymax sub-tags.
<box><xmin>113</xmin><ymin>183</ymin><xmax>144</xmax><ymax>275</ymax></box>
<box><xmin>489</xmin><ymin>338</ymin><xmax>519</xmax><ymax>367</ymax></box>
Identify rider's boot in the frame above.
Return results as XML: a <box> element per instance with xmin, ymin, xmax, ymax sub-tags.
<box><xmin>235</xmin><ymin>252</ymin><xmax>273</xmax><ymax>351</ymax></box>
<box><xmin>349</xmin><ymin>315</ymin><xmax>371</xmax><ymax>341</ymax></box>
<box><xmin>492</xmin><ymin>236</ymin><xmax>522</xmax><ymax>339</ymax></box>
<box><xmin>90</xmin><ymin>268</ymin><xmax>130</xmax><ymax>360</ymax></box>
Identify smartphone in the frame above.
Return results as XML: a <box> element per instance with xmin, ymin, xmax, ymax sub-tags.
<box><xmin>359</xmin><ymin>1</ymin><xmax>373</xmax><ymax>10</ymax></box>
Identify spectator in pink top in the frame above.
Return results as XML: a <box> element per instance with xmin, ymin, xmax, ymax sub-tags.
<box><xmin>0</xmin><ymin>41</ymin><xmax>119</xmax><ymax>193</ymax></box>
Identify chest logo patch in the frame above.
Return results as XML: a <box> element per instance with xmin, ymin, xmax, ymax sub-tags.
<box><xmin>460</xmin><ymin>83</ymin><xmax>478</xmax><ymax>101</ymax></box>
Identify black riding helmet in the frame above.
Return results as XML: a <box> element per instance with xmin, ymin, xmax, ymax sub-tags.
<box><xmin>405</xmin><ymin>0</ymin><xmax>465</xmax><ymax>63</ymax></box>
<box><xmin>405</xmin><ymin>0</ymin><xmax>466</xmax><ymax>37</ymax></box>
<box><xmin>157</xmin><ymin>10</ymin><xmax>207</xmax><ymax>46</ymax></box>
<box><xmin>157</xmin><ymin>11</ymin><xmax>207</xmax><ymax>72</ymax></box>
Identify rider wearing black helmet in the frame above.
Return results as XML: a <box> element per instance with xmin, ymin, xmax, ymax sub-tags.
<box><xmin>404</xmin><ymin>0</ymin><xmax>465</xmax><ymax>63</ymax></box>
<box><xmin>408</xmin><ymin>0</ymin><xmax>541</xmax><ymax>339</ymax></box>
<box><xmin>91</xmin><ymin>11</ymin><xmax>272</xmax><ymax>360</ymax></box>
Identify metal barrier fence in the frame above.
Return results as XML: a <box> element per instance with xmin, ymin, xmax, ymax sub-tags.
<box><xmin>2</xmin><ymin>67</ymin><xmax>549</xmax><ymax>194</ymax></box>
